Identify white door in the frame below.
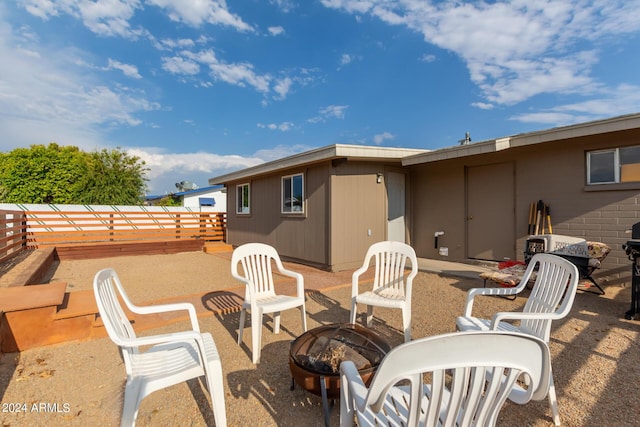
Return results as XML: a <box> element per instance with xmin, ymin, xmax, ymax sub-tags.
<box><xmin>386</xmin><ymin>172</ymin><xmax>406</xmax><ymax>243</ymax></box>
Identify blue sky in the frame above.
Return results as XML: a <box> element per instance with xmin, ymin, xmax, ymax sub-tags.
<box><xmin>2</xmin><ymin>1</ymin><xmax>640</xmax><ymax>195</ymax></box>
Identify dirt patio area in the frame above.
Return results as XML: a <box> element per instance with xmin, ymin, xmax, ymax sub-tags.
<box><xmin>0</xmin><ymin>250</ymin><xmax>639</xmax><ymax>426</ymax></box>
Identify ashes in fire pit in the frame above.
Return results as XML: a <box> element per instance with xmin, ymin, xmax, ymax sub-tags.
<box><xmin>289</xmin><ymin>323</ymin><xmax>390</xmax><ymax>399</ymax></box>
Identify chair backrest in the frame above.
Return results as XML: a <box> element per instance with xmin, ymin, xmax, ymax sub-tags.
<box><xmin>93</xmin><ymin>268</ymin><xmax>140</xmax><ymax>375</ymax></box>
<box><xmin>94</xmin><ymin>268</ymin><xmax>137</xmax><ymax>345</ymax></box>
<box><xmin>364</xmin><ymin>241</ymin><xmax>418</xmax><ymax>298</ymax></box>
<box><xmin>520</xmin><ymin>253</ymin><xmax>579</xmax><ymax>341</ymax></box>
<box><xmin>231</xmin><ymin>243</ymin><xmax>283</xmax><ymax>298</ymax></box>
<box><xmin>357</xmin><ymin>331</ymin><xmax>550</xmax><ymax>427</ymax></box>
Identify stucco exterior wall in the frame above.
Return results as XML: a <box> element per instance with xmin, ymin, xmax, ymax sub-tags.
<box><xmin>410</xmin><ymin>127</ymin><xmax>640</xmax><ymax>286</ymax></box>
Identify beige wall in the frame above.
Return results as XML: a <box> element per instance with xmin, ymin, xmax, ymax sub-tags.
<box><xmin>329</xmin><ymin>162</ymin><xmax>389</xmax><ymax>271</ymax></box>
<box><xmin>225</xmin><ymin>159</ymin><xmax>401</xmax><ymax>271</ymax></box>
<box><xmin>226</xmin><ymin>163</ymin><xmax>330</xmax><ymax>266</ymax></box>
<box><xmin>410</xmin><ymin>128</ymin><xmax>640</xmax><ymax>285</ymax></box>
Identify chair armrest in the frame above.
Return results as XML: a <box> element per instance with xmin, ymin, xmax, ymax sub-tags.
<box><xmin>491</xmin><ymin>311</ymin><xmax>563</xmax><ymax>327</ymax></box>
<box><xmin>340</xmin><ymin>360</ymin><xmax>369</xmax><ymax>413</ymax></box>
<box><xmin>119</xmin><ymin>330</ymin><xmax>205</xmax><ymax>348</ymax></box>
<box><xmin>351</xmin><ymin>264</ymin><xmax>370</xmax><ymax>297</ymax></box>
<box><xmin>129</xmin><ymin>301</ymin><xmax>201</xmax><ymax>332</ymax></box>
<box><xmin>462</xmin><ymin>287</ymin><xmax>520</xmax><ymax>317</ymax></box>
<box><xmin>276</xmin><ymin>267</ymin><xmax>305</xmax><ymax>297</ymax></box>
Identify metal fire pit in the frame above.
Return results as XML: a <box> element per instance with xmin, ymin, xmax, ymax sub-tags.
<box><xmin>289</xmin><ymin>323</ymin><xmax>391</xmax><ymax>426</ymax></box>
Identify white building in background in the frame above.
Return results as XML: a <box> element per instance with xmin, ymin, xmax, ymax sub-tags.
<box><xmin>177</xmin><ymin>185</ymin><xmax>227</xmax><ymax>211</ymax></box>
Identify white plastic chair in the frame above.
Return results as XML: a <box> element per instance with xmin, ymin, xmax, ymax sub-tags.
<box><xmin>93</xmin><ymin>268</ymin><xmax>227</xmax><ymax>427</ymax></box>
<box><xmin>231</xmin><ymin>243</ymin><xmax>307</xmax><ymax>364</ymax></box>
<box><xmin>456</xmin><ymin>253</ymin><xmax>579</xmax><ymax>426</ymax></box>
<box><xmin>350</xmin><ymin>241</ymin><xmax>418</xmax><ymax>342</ymax></box>
<box><xmin>340</xmin><ymin>331</ymin><xmax>551</xmax><ymax>427</ymax></box>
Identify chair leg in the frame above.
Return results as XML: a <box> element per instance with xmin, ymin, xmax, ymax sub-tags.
<box><xmin>237</xmin><ymin>308</ymin><xmax>246</xmax><ymax>345</ymax></box>
<box><xmin>350</xmin><ymin>300</ymin><xmax>357</xmax><ymax>325</ymax></box>
<box><xmin>300</xmin><ymin>304</ymin><xmax>307</xmax><ymax>332</ymax></box>
<box><xmin>204</xmin><ymin>358</ymin><xmax>227</xmax><ymax>427</ymax></box>
<box><xmin>274</xmin><ymin>311</ymin><xmax>281</xmax><ymax>334</ymax></box>
<box><xmin>402</xmin><ymin>307</ymin><xmax>411</xmax><ymax>342</ymax></box>
<box><xmin>548</xmin><ymin>372</ymin><xmax>561</xmax><ymax>426</ymax></box>
<box><xmin>121</xmin><ymin>378</ymin><xmax>143</xmax><ymax>427</ymax></box>
<box><xmin>366</xmin><ymin>306</ymin><xmax>373</xmax><ymax>327</ymax></box>
<box><xmin>251</xmin><ymin>308</ymin><xmax>263</xmax><ymax>364</ymax></box>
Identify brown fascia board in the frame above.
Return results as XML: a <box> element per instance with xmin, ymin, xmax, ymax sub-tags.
<box><xmin>208</xmin><ymin>144</ymin><xmax>428</xmax><ymax>185</ymax></box>
<box><xmin>402</xmin><ymin>138</ymin><xmax>510</xmax><ymax>166</ymax></box>
<box><xmin>402</xmin><ymin>112</ymin><xmax>640</xmax><ymax>166</ymax></box>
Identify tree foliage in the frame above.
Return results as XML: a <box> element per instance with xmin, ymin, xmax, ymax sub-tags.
<box><xmin>80</xmin><ymin>148</ymin><xmax>149</xmax><ymax>205</ymax></box>
<box><xmin>0</xmin><ymin>143</ymin><xmax>148</xmax><ymax>205</ymax></box>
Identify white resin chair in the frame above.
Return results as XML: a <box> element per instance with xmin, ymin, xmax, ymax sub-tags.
<box><xmin>340</xmin><ymin>331</ymin><xmax>551</xmax><ymax>427</ymax></box>
<box><xmin>231</xmin><ymin>243</ymin><xmax>307</xmax><ymax>364</ymax></box>
<box><xmin>350</xmin><ymin>241</ymin><xmax>418</xmax><ymax>342</ymax></box>
<box><xmin>456</xmin><ymin>253</ymin><xmax>579</xmax><ymax>426</ymax></box>
<box><xmin>93</xmin><ymin>268</ymin><xmax>227</xmax><ymax>427</ymax></box>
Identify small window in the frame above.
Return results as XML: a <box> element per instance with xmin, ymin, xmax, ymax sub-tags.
<box><xmin>282</xmin><ymin>173</ymin><xmax>304</xmax><ymax>213</ymax></box>
<box><xmin>236</xmin><ymin>183</ymin><xmax>250</xmax><ymax>214</ymax></box>
<box><xmin>587</xmin><ymin>145</ymin><xmax>640</xmax><ymax>184</ymax></box>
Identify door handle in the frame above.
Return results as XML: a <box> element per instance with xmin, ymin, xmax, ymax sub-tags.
<box><xmin>467</xmin><ymin>216</ymin><xmax>473</xmax><ymax>220</ymax></box>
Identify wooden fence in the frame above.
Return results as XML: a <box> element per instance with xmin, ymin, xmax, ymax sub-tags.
<box><xmin>0</xmin><ymin>209</ymin><xmax>226</xmax><ymax>260</ymax></box>
<box><xmin>0</xmin><ymin>210</ymin><xmax>27</xmax><ymax>264</ymax></box>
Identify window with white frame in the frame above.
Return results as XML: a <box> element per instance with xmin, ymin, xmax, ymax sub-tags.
<box><xmin>281</xmin><ymin>173</ymin><xmax>304</xmax><ymax>213</ymax></box>
<box><xmin>587</xmin><ymin>146</ymin><xmax>640</xmax><ymax>184</ymax></box>
<box><xmin>236</xmin><ymin>183</ymin><xmax>250</xmax><ymax>214</ymax></box>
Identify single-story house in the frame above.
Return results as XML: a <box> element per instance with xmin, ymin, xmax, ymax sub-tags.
<box><xmin>177</xmin><ymin>185</ymin><xmax>227</xmax><ymax>211</ymax></box>
<box><xmin>210</xmin><ymin>113</ymin><xmax>640</xmax><ymax>286</ymax></box>
<box><xmin>145</xmin><ymin>185</ymin><xmax>227</xmax><ymax>211</ymax></box>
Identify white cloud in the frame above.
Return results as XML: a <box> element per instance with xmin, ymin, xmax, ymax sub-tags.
<box><xmin>22</xmin><ymin>0</ymin><xmax>143</xmax><ymax>38</ymax></box>
<box><xmin>161</xmin><ymin>56</ymin><xmax>200</xmax><ymax>75</ymax></box>
<box><xmin>511</xmin><ymin>84</ymin><xmax>640</xmax><ymax>125</ymax></box>
<box><xmin>145</xmin><ymin>0</ymin><xmax>253</xmax><ymax>31</ymax></box>
<box><xmin>340</xmin><ymin>53</ymin><xmax>353</xmax><ymax>66</ymax></box>
<box><xmin>420</xmin><ymin>53</ymin><xmax>436</xmax><ymax>63</ymax></box>
<box><xmin>273</xmin><ymin>77</ymin><xmax>293</xmax><ymax>99</ymax></box>
<box><xmin>373</xmin><ymin>131</ymin><xmax>395</xmax><ymax>145</ymax></box>
<box><xmin>106</xmin><ymin>58</ymin><xmax>142</xmax><ymax>79</ymax></box>
<box><xmin>129</xmin><ymin>144</ymin><xmax>314</xmax><ymax>193</ymax></box>
<box><xmin>0</xmin><ymin>18</ymin><xmax>160</xmax><ymax>153</ymax></box>
<box><xmin>257</xmin><ymin>122</ymin><xmax>294</xmax><ymax>131</ymax></box>
<box><xmin>268</xmin><ymin>26</ymin><xmax>285</xmax><ymax>36</ymax></box>
<box><xmin>269</xmin><ymin>0</ymin><xmax>296</xmax><ymax>13</ymax></box>
<box><xmin>307</xmin><ymin>105</ymin><xmax>349</xmax><ymax>123</ymax></box>
<box><xmin>321</xmin><ymin>0</ymin><xmax>640</xmax><ymax>117</ymax></box>
<box><xmin>22</xmin><ymin>0</ymin><xmax>253</xmax><ymax>37</ymax></box>
<box><xmin>253</xmin><ymin>144</ymin><xmax>314</xmax><ymax>162</ymax></box>
<box><xmin>127</xmin><ymin>147</ymin><xmax>265</xmax><ymax>193</ymax></box>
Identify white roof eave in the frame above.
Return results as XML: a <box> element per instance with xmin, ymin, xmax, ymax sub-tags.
<box><xmin>209</xmin><ymin>144</ymin><xmax>428</xmax><ymax>185</ymax></box>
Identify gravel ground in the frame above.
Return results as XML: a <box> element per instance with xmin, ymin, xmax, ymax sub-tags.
<box><xmin>0</xmin><ymin>252</ymin><xmax>639</xmax><ymax>427</ymax></box>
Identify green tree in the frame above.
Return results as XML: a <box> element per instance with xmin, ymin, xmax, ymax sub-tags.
<box><xmin>0</xmin><ymin>144</ymin><xmax>148</xmax><ymax>205</ymax></box>
<box><xmin>154</xmin><ymin>194</ymin><xmax>182</xmax><ymax>206</ymax></box>
<box><xmin>0</xmin><ymin>143</ymin><xmax>88</xmax><ymax>203</ymax></box>
<box><xmin>79</xmin><ymin>147</ymin><xmax>149</xmax><ymax>205</ymax></box>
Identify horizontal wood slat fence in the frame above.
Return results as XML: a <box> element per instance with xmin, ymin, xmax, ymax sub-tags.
<box><xmin>0</xmin><ymin>209</ymin><xmax>226</xmax><ymax>263</ymax></box>
<box><xmin>0</xmin><ymin>210</ymin><xmax>27</xmax><ymax>265</ymax></box>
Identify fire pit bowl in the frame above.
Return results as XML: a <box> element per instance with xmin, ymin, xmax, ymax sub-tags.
<box><xmin>289</xmin><ymin>323</ymin><xmax>391</xmax><ymax>399</ymax></box>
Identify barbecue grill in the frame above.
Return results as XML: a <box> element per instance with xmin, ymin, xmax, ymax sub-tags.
<box><xmin>623</xmin><ymin>222</ymin><xmax>640</xmax><ymax>320</ymax></box>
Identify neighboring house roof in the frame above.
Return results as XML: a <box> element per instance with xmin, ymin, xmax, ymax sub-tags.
<box><xmin>209</xmin><ymin>144</ymin><xmax>429</xmax><ymax>185</ymax></box>
<box><xmin>403</xmin><ymin>112</ymin><xmax>640</xmax><ymax>166</ymax></box>
<box><xmin>173</xmin><ymin>184</ymin><xmax>225</xmax><ymax>197</ymax></box>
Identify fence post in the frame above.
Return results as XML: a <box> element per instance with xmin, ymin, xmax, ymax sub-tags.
<box><xmin>109</xmin><ymin>213</ymin><xmax>115</xmax><ymax>241</ymax></box>
<box><xmin>175</xmin><ymin>214</ymin><xmax>181</xmax><ymax>239</ymax></box>
<box><xmin>20</xmin><ymin>212</ymin><xmax>27</xmax><ymax>249</ymax></box>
